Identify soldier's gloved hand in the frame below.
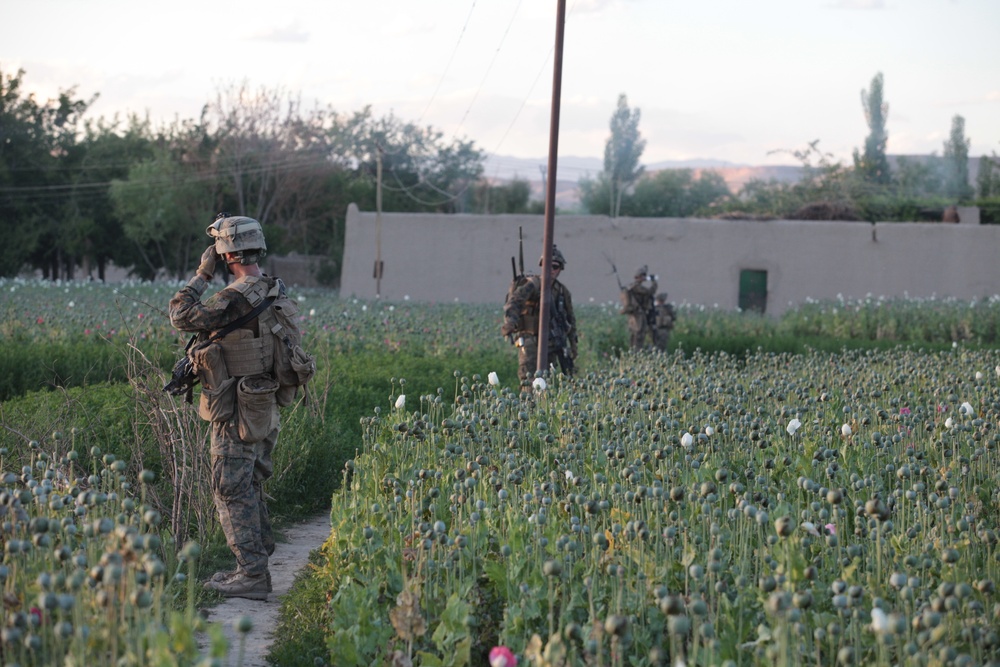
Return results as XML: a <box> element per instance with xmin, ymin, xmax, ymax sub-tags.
<box><xmin>501</xmin><ymin>322</ymin><xmax>514</xmax><ymax>337</ymax></box>
<box><xmin>198</xmin><ymin>246</ymin><xmax>219</xmax><ymax>280</ymax></box>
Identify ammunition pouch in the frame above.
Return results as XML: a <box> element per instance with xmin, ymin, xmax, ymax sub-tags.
<box><xmin>192</xmin><ymin>343</ymin><xmax>236</xmax><ymax>423</ymax></box>
<box><xmin>236</xmin><ymin>375</ymin><xmax>279</xmax><ymax>443</ymax></box>
<box><xmin>275</xmin><ymin>340</ymin><xmax>317</xmax><ymax>407</ymax></box>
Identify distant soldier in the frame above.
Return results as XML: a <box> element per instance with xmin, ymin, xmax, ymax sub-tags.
<box><xmin>653</xmin><ymin>292</ymin><xmax>676</xmax><ymax>351</ymax></box>
<box><xmin>620</xmin><ymin>265</ymin><xmax>657</xmax><ymax>351</ymax></box>
<box><xmin>501</xmin><ymin>246</ymin><xmax>577</xmax><ymax>382</ymax></box>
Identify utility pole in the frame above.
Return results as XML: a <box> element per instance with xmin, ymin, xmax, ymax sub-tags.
<box><xmin>375</xmin><ymin>145</ymin><xmax>384</xmax><ymax>297</ymax></box>
<box><xmin>537</xmin><ymin>0</ymin><xmax>567</xmax><ymax>375</ymax></box>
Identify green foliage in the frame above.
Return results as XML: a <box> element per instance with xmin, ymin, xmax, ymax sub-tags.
<box><xmin>311</xmin><ymin>345</ymin><xmax>1000</xmax><ymax>666</ymax></box>
<box><xmin>471</xmin><ymin>177</ymin><xmax>542</xmax><ymax>214</ymax></box>
<box><xmin>853</xmin><ymin>72</ymin><xmax>891</xmax><ymax>185</ymax></box>
<box><xmin>4</xmin><ymin>281</ymin><xmax>1000</xmax><ymax>665</ymax></box>
<box><xmin>976</xmin><ymin>155</ymin><xmax>1000</xmax><ymax>199</ymax></box>
<box><xmin>265</xmin><ymin>551</ymin><xmax>332</xmax><ymax>667</ymax></box>
<box><xmin>603</xmin><ymin>93</ymin><xmax>646</xmax><ymax>217</ymax></box>
<box><xmin>942</xmin><ymin>115</ymin><xmax>974</xmax><ymax>201</ymax></box>
<box><xmin>625</xmin><ymin>168</ymin><xmax>731</xmax><ymax>217</ymax></box>
<box><xmin>0</xmin><ymin>67</ymin><xmax>96</xmax><ymax>278</ymax></box>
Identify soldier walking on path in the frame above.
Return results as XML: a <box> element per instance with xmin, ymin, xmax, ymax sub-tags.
<box><xmin>621</xmin><ymin>265</ymin><xmax>657</xmax><ymax>351</ymax></box>
<box><xmin>501</xmin><ymin>246</ymin><xmax>577</xmax><ymax>383</ymax></box>
<box><xmin>653</xmin><ymin>292</ymin><xmax>676</xmax><ymax>351</ymax></box>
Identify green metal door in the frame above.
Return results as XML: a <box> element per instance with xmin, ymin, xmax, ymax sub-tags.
<box><xmin>739</xmin><ymin>269</ymin><xmax>767</xmax><ymax>314</ymax></box>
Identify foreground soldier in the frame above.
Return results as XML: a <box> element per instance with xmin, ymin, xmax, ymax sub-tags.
<box><xmin>653</xmin><ymin>292</ymin><xmax>677</xmax><ymax>351</ymax></box>
<box><xmin>168</xmin><ymin>214</ymin><xmax>284</xmax><ymax>601</ymax></box>
<box><xmin>621</xmin><ymin>265</ymin><xmax>658</xmax><ymax>351</ymax></box>
<box><xmin>501</xmin><ymin>246</ymin><xmax>577</xmax><ymax>382</ymax></box>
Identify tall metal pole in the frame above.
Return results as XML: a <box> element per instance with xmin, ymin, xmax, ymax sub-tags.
<box><xmin>537</xmin><ymin>0</ymin><xmax>567</xmax><ymax>375</ymax></box>
<box><xmin>375</xmin><ymin>146</ymin><xmax>383</xmax><ymax>298</ymax></box>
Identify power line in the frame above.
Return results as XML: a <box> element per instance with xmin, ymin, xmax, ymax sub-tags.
<box><xmin>449</xmin><ymin>0</ymin><xmax>524</xmax><ymax>142</ymax></box>
<box><xmin>417</xmin><ymin>0</ymin><xmax>479</xmax><ymax>126</ymax></box>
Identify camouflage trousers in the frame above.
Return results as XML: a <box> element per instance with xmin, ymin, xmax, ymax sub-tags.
<box><xmin>516</xmin><ymin>334</ymin><xmax>574</xmax><ymax>382</ymax></box>
<box><xmin>628</xmin><ymin>317</ymin><xmax>655</xmax><ymax>351</ymax></box>
<box><xmin>654</xmin><ymin>328</ymin><xmax>672</xmax><ymax>351</ymax></box>
<box><xmin>209</xmin><ymin>415</ymin><xmax>278</xmax><ymax>577</ymax></box>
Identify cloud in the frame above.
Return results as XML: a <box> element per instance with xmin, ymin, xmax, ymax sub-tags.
<box><xmin>247</xmin><ymin>23</ymin><xmax>309</xmax><ymax>43</ymax></box>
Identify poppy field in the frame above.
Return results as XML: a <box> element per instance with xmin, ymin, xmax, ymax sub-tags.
<box><xmin>0</xmin><ymin>278</ymin><xmax>999</xmax><ymax>666</ymax></box>
<box><xmin>320</xmin><ymin>346</ymin><xmax>1000</xmax><ymax>667</ymax></box>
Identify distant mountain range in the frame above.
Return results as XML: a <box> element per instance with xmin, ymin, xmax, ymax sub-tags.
<box><xmin>483</xmin><ymin>155</ymin><xmax>804</xmax><ymax>209</ymax></box>
<box><xmin>483</xmin><ymin>154</ymin><xmax>982</xmax><ymax>211</ymax></box>
<box><xmin>483</xmin><ymin>155</ymin><xmax>748</xmax><ymax>183</ymax></box>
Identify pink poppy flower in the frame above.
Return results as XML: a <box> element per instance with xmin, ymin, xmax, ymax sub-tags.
<box><xmin>825</xmin><ymin>524</ymin><xmax>836</xmax><ymax>536</ymax></box>
<box><xmin>490</xmin><ymin>646</ymin><xmax>517</xmax><ymax>667</ymax></box>
<box><xmin>899</xmin><ymin>407</ymin><xmax>911</xmax><ymax>416</ymax></box>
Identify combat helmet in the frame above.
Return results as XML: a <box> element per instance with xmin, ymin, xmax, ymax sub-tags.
<box><xmin>539</xmin><ymin>246</ymin><xmax>567</xmax><ymax>270</ymax></box>
<box><xmin>207</xmin><ymin>213</ymin><xmax>267</xmax><ymax>265</ymax></box>
<box><xmin>656</xmin><ymin>293</ymin><xmax>668</xmax><ymax>302</ymax></box>
<box><xmin>635</xmin><ymin>265</ymin><xmax>649</xmax><ymax>279</ymax></box>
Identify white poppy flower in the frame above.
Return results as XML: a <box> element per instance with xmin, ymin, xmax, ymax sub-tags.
<box><xmin>680</xmin><ymin>433</ymin><xmax>694</xmax><ymax>447</ymax></box>
<box><xmin>309</xmin><ymin>308</ymin><xmax>316</xmax><ymax>317</ymax></box>
<box><xmin>786</xmin><ymin>419</ymin><xmax>802</xmax><ymax>436</ymax></box>
<box><xmin>945</xmin><ymin>417</ymin><xmax>955</xmax><ymax>428</ymax></box>
<box><xmin>800</xmin><ymin>521</ymin><xmax>820</xmax><ymax>537</ymax></box>
<box><xmin>394</xmin><ymin>394</ymin><xmax>405</xmax><ymax>410</ymax></box>
<box><xmin>960</xmin><ymin>402</ymin><xmax>975</xmax><ymax>416</ymax></box>
<box><xmin>976</xmin><ymin>371</ymin><xmax>984</xmax><ymax>381</ymax></box>
<box><xmin>870</xmin><ymin>607</ymin><xmax>890</xmax><ymax>635</ymax></box>
<box><xmin>995</xmin><ymin>364</ymin><xmax>1000</xmax><ymax>378</ymax></box>
<box><xmin>564</xmin><ymin>470</ymin><xmax>574</xmax><ymax>481</ymax></box>
<box><xmin>488</xmin><ymin>372</ymin><xmax>500</xmax><ymax>386</ymax></box>
<box><xmin>532</xmin><ymin>377</ymin><xmax>547</xmax><ymax>392</ymax></box>
<box><xmin>704</xmin><ymin>426</ymin><xmax>715</xmax><ymax>437</ymax></box>
<box><xmin>841</xmin><ymin>424</ymin><xmax>852</xmax><ymax>437</ymax></box>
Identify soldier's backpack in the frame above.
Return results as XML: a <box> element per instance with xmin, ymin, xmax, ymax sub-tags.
<box><xmin>258</xmin><ymin>283</ymin><xmax>317</xmax><ymax>407</ymax></box>
<box><xmin>620</xmin><ymin>287</ymin><xmax>639</xmax><ymax>315</ymax></box>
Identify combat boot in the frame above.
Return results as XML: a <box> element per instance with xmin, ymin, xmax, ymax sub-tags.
<box><xmin>208</xmin><ymin>569</ymin><xmax>272</xmax><ymax>592</ymax></box>
<box><xmin>204</xmin><ymin>571</ymin><xmax>270</xmax><ymax>600</ymax></box>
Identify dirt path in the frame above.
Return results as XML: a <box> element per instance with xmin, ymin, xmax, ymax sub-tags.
<box><xmin>199</xmin><ymin>513</ymin><xmax>331</xmax><ymax>666</ymax></box>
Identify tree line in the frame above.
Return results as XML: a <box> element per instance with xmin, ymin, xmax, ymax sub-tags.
<box><xmin>581</xmin><ymin>74</ymin><xmax>1000</xmax><ymax>223</ymax></box>
<box><xmin>0</xmin><ymin>69</ymin><xmax>541</xmax><ymax>284</ymax></box>
<box><xmin>3</xmin><ymin>67</ymin><xmax>999</xmax><ymax>284</ymax></box>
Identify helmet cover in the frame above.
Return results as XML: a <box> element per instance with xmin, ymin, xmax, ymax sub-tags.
<box><xmin>206</xmin><ymin>213</ymin><xmax>267</xmax><ymax>264</ymax></box>
<box><xmin>539</xmin><ymin>246</ymin><xmax>566</xmax><ymax>269</ymax></box>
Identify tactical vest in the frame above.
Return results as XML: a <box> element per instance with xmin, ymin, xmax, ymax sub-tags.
<box><xmin>216</xmin><ymin>277</ymin><xmax>275</xmax><ymax>377</ymax></box>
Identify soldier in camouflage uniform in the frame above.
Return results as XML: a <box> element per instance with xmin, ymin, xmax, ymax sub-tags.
<box><xmin>652</xmin><ymin>292</ymin><xmax>676</xmax><ymax>351</ymax></box>
<box><xmin>621</xmin><ymin>265</ymin><xmax>657</xmax><ymax>351</ymax></box>
<box><xmin>501</xmin><ymin>246</ymin><xmax>577</xmax><ymax>382</ymax></box>
<box><xmin>168</xmin><ymin>214</ymin><xmax>281</xmax><ymax>601</ymax></box>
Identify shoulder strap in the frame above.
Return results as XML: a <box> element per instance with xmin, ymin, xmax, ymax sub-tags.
<box><xmin>208</xmin><ymin>295</ymin><xmax>276</xmax><ymax>343</ymax></box>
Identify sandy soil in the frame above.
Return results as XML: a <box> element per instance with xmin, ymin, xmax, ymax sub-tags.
<box><xmin>198</xmin><ymin>513</ymin><xmax>331</xmax><ymax>666</ymax></box>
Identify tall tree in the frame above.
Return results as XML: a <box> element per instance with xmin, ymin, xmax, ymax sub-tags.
<box><xmin>977</xmin><ymin>155</ymin><xmax>999</xmax><ymax>199</ymax></box>
<box><xmin>853</xmin><ymin>72</ymin><xmax>890</xmax><ymax>185</ymax></box>
<box><xmin>942</xmin><ymin>115</ymin><xmax>973</xmax><ymax>201</ymax></box>
<box><xmin>603</xmin><ymin>93</ymin><xmax>646</xmax><ymax>217</ymax></box>
<box><xmin>0</xmin><ymin>67</ymin><xmax>97</xmax><ymax>279</ymax></box>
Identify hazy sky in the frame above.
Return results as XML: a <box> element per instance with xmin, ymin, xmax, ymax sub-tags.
<box><xmin>4</xmin><ymin>0</ymin><xmax>998</xmax><ymax>173</ymax></box>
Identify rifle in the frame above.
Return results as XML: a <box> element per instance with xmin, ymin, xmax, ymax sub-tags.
<box><xmin>603</xmin><ymin>252</ymin><xmax>624</xmax><ymax>290</ymax></box>
<box><xmin>510</xmin><ymin>226</ymin><xmax>526</xmax><ymax>282</ymax></box>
